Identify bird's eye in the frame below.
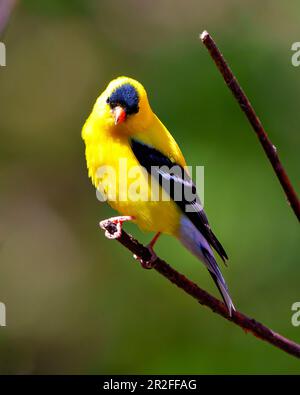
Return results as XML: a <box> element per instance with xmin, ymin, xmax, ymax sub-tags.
<box><xmin>106</xmin><ymin>97</ymin><xmax>110</xmax><ymax>104</ymax></box>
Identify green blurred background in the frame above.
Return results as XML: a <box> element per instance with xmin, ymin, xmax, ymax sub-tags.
<box><xmin>0</xmin><ymin>0</ymin><xmax>299</xmax><ymax>374</ymax></box>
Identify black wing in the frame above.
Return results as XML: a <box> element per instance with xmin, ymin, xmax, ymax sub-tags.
<box><xmin>130</xmin><ymin>138</ymin><xmax>228</xmax><ymax>262</ymax></box>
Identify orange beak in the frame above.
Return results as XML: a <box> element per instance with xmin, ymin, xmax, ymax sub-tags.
<box><xmin>113</xmin><ymin>106</ymin><xmax>127</xmax><ymax>125</ymax></box>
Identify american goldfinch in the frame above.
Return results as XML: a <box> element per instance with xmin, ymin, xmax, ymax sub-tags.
<box><xmin>82</xmin><ymin>76</ymin><xmax>235</xmax><ymax>315</ymax></box>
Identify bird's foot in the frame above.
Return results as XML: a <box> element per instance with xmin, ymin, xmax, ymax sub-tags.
<box><xmin>99</xmin><ymin>216</ymin><xmax>134</xmax><ymax>239</ymax></box>
<box><xmin>134</xmin><ymin>245</ymin><xmax>158</xmax><ymax>269</ymax></box>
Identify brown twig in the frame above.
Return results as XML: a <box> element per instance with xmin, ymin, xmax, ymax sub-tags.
<box><xmin>0</xmin><ymin>0</ymin><xmax>18</xmax><ymax>37</ymax></box>
<box><xmin>200</xmin><ymin>30</ymin><xmax>300</xmax><ymax>221</ymax></box>
<box><xmin>101</xmin><ymin>221</ymin><xmax>300</xmax><ymax>359</ymax></box>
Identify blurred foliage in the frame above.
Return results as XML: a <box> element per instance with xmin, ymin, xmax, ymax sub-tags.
<box><xmin>0</xmin><ymin>0</ymin><xmax>299</xmax><ymax>374</ymax></box>
<box><xmin>23</xmin><ymin>0</ymin><xmax>90</xmax><ymax>17</ymax></box>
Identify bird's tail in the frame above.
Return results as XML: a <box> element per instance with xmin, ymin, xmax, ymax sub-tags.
<box><xmin>202</xmin><ymin>249</ymin><xmax>235</xmax><ymax>316</ymax></box>
<box><xmin>179</xmin><ymin>217</ymin><xmax>235</xmax><ymax>315</ymax></box>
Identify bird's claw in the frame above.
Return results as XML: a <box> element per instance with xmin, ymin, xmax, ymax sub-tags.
<box><xmin>99</xmin><ymin>216</ymin><xmax>133</xmax><ymax>239</ymax></box>
<box><xmin>133</xmin><ymin>245</ymin><xmax>157</xmax><ymax>269</ymax></box>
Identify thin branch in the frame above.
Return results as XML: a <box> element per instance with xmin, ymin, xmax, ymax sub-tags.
<box><xmin>0</xmin><ymin>0</ymin><xmax>18</xmax><ymax>37</ymax></box>
<box><xmin>101</xmin><ymin>221</ymin><xmax>300</xmax><ymax>359</ymax></box>
<box><xmin>200</xmin><ymin>30</ymin><xmax>300</xmax><ymax>221</ymax></box>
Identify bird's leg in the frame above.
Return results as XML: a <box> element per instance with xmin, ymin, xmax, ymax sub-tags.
<box><xmin>99</xmin><ymin>216</ymin><xmax>134</xmax><ymax>239</ymax></box>
<box><xmin>134</xmin><ymin>232</ymin><xmax>161</xmax><ymax>269</ymax></box>
<box><xmin>149</xmin><ymin>232</ymin><xmax>161</xmax><ymax>249</ymax></box>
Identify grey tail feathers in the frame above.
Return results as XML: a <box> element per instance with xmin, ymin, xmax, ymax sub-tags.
<box><xmin>202</xmin><ymin>249</ymin><xmax>235</xmax><ymax>316</ymax></box>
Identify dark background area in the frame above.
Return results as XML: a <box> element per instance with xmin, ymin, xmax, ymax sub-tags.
<box><xmin>0</xmin><ymin>0</ymin><xmax>299</xmax><ymax>373</ymax></box>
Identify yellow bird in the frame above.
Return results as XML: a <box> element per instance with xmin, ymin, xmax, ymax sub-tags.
<box><xmin>82</xmin><ymin>76</ymin><xmax>235</xmax><ymax>314</ymax></box>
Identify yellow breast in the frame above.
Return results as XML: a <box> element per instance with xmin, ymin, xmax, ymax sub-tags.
<box><xmin>83</xmin><ymin>120</ymin><xmax>181</xmax><ymax>235</ymax></box>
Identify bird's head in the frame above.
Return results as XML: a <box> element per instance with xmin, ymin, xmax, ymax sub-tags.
<box><xmin>94</xmin><ymin>76</ymin><xmax>154</xmax><ymax>135</ymax></box>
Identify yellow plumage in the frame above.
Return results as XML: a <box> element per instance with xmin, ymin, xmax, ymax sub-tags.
<box><xmin>82</xmin><ymin>76</ymin><xmax>186</xmax><ymax>235</ymax></box>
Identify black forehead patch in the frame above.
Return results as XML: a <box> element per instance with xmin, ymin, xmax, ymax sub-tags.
<box><xmin>107</xmin><ymin>83</ymin><xmax>139</xmax><ymax>115</ymax></box>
